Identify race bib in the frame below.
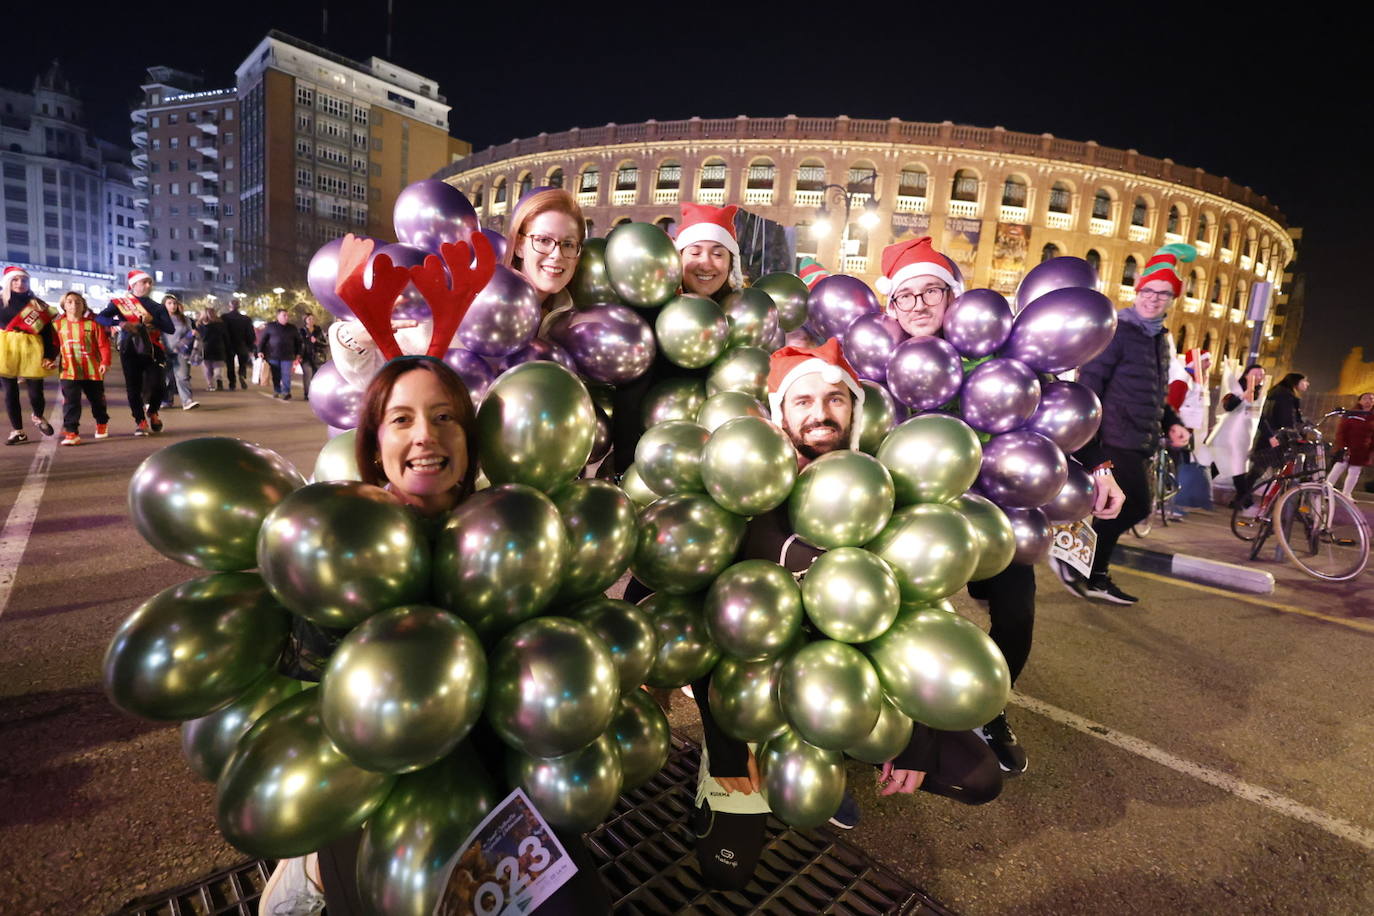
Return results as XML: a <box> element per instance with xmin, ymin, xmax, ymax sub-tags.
<box><xmin>1049</xmin><ymin>521</ymin><xmax>1097</xmax><ymax>579</ymax></box>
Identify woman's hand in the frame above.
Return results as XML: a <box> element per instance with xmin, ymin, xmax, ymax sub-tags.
<box><xmin>40</xmin><ymin>359</ymin><xmax>56</xmax><ymax>370</ymax></box>
<box><xmin>1091</xmin><ymin>471</ymin><xmax>1126</xmax><ymax>519</ymax></box>
<box><xmin>877</xmin><ymin>760</ymin><xmax>925</xmax><ymax>795</ymax></box>
<box><xmin>716</xmin><ymin>750</ymin><xmax>761</xmax><ymax>795</ymax></box>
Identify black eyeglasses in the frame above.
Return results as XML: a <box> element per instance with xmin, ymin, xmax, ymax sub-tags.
<box><xmin>521</xmin><ymin>233</ymin><xmax>582</xmax><ymax>258</ymax></box>
<box><xmin>889</xmin><ymin>286</ymin><xmax>950</xmax><ymax>312</ymax></box>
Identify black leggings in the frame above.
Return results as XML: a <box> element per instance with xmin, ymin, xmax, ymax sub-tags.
<box><xmin>120</xmin><ymin>353</ymin><xmax>166</xmax><ymax>423</ymax></box>
<box><xmin>1089</xmin><ymin>446</ymin><xmax>1152</xmax><ymax>577</ymax></box>
<box><xmin>2</xmin><ymin>376</ymin><xmax>46</xmax><ymax>430</ymax></box>
<box><xmin>966</xmin><ymin>561</ymin><xmax>1035</xmax><ymax>684</ymax></box>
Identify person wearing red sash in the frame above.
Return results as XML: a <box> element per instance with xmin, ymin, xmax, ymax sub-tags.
<box><xmin>1</xmin><ymin>265</ymin><xmax>57</xmax><ymax>445</ymax></box>
<box><xmin>95</xmin><ymin>268</ymin><xmax>175</xmax><ymax>436</ymax></box>
<box><xmin>53</xmin><ymin>291</ymin><xmax>112</xmax><ymax>445</ymax></box>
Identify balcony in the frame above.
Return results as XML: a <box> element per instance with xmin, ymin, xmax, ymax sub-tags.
<box><xmin>998</xmin><ymin>204</ymin><xmax>1029</xmax><ymax>223</ymax></box>
<box><xmin>131</xmin><ymin>150</ymin><xmax>148</xmax><ymax>169</ymax></box>
<box><xmin>489</xmin><ymin>199</ymin><xmax>507</xmax><ymax>216</ymax></box>
<box><xmin>946</xmin><ymin>199</ymin><xmax>982</xmax><ymax>219</ymax></box>
<box><xmin>842</xmin><ymin>255</ymin><xmax>869</xmax><ymax>274</ymax></box>
<box><xmin>744</xmin><ymin>188</ymin><xmax>775</xmax><ymax>206</ymax></box>
<box><xmin>1044</xmin><ymin>210</ymin><xmax>1073</xmax><ymax>230</ymax></box>
<box><xmin>1240</xmin><ymin>254</ymin><xmax>1253</xmax><ymax>271</ymax></box>
<box><xmin>131</xmin><ymin>108</ymin><xmax>147</xmax><ymax>124</ymax></box>
<box><xmin>1089</xmin><ymin>217</ymin><xmax>1115</xmax><ymax>237</ymax></box>
<box><xmin>611</xmin><ymin>189</ymin><xmax>638</xmax><ymax>206</ymax></box>
<box><xmin>198</xmin><ymin>191</ymin><xmax>218</xmax><ymax>204</ymax></box>
<box><xmin>1230</xmin><ymin>308</ymin><xmax>1245</xmax><ymax>324</ymax></box>
<box><xmin>1196</xmin><ymin>240</ymin><xmax>1213</xmax><ymax>257</ymax></box>
<box><xmin>201</xmin><ymin>146</ymin><xmax>218</xmax><ymax>159</ymax></box>
<box><xmin>134</xmin><ymin>238</ymin><xmax>150</xmax><ymax>250</ymax></box>
<box><xmin>133</xmin><ymin>195</ymin><xmax>149</xmax><ymax>208</ymax></box>
<box><xmin>794</xmin><ymin>189</ymin><xmax>823</xmax><ymax>207</ymax></box>
<box><xmin>1127</xmin><ymin>224</ymin><xmax>1151</xmax><ymax>243</ymax></box>
<box><xmin>199</xmin><ymin>215</ymin><xmax>219</xmax><ymax>227</ymax></box>
<box><xmin>897</xmin><ymin>195</ymin><xmax>929</xmax><ymax>215</ymax></box>
<box><xmin>1164</xmin><ymin>231</ymin><xmax>1184</xmax><ymax>244</ymax></box>
<box><xmin>199</xmin><ymin>239</ymin><xmax>220</xmax><ymax>250</ymax></box>
<box><xmin>577</xmin><ymin>191</ymin><xmax>597</xmax><ymax>208</ymax></box>
<box><xmin>134</xmin><ymin>217</ymin><xmax>149</xmax><ymax>230</ymax></box>
<box><xmin>652</xmin><ymin>188</ymin><xmax>679</xmax><ymax>205</ymax></box>
<box><xmin>1208</xmin><ymin>302</ymin><xmax>1225</xmax><ymax>319</ymax></box>
<box><xmin>1118</xmin><ymin>284</ymin><xmax>1137</xmax><ymax>303</ymax></box>
<box><xmin>198</xmin><ymin>168</ymin><xmax>218</xmax><ymax>181</ymax></box>
<box><xmin>131</xmin><ymin>129</ymin><xmax>148</xmax><ymax>148</ymax></box>
<box><xmin>695</xmin><ymin>188</ymin><xmax>725</xmax><ymax>205</ymax></box>
<box><xmin>132</xmin><ymin>174</ymin><xmax>148</xmax><ymax>189</ymax></box>
<box><xmin>1219</xmin><ymin>248</ymin><xmax>1234</xmax><ymax>264</ymax></box>
<box><xmin>197</xmin><ymin>121</ymin><xmax>219</xmax><ymax>135</ymax></box>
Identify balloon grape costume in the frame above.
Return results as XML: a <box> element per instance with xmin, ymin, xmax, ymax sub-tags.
<box><xmin>104</xmin><ymin>180</ymin><xmax>1110</xmax><ymax>911</ymax></box>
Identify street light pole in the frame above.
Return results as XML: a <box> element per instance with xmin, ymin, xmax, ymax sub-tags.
<box><xmin>812</xmin><ymin>168</ymin><xmax>880</xmax><ymax>271</ymax></box>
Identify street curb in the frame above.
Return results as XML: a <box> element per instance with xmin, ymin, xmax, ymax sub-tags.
<box><xmin>1111</xmin><ymin>543</ymin><xmax>1275</xmax><ymax>594</ymax></box>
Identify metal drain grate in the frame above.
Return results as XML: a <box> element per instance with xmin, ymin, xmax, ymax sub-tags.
<box><xmin>112</xmin><ymin>735</ymin><xmax>946</xmax><ymax>916</ymax></box>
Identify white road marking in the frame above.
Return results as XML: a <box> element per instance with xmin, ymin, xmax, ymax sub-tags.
<box><xmin>0</xmin><ymin>432</ymin><xmax>60</xmax><ymax>618</ymax></box>
<box><xmin>1013</xmin><ymin>691</ymin><xmax>1374</xmax><ymax>851</ymax></box>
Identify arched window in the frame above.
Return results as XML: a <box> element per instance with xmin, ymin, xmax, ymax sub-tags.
<box><xmin>516</xmin><ymin>172</ymin><xmax>532</xmax><ymax>200</ymax></box>
<box><xmin>1002</xmin><ymin>175</ymin><xmax>1028</xmax><ymax>208</ymax></box>
<box><xmin>1244</xmin><ymin>227</ymin><xmax>1258</xmax><ymax>259</ymax></box>
<box><xmin>1233</xmin><ymin>279</ymin><xmax>1248</xmax><ymax>309</ymax></box>
<box><xmin>1186</xmin><ymin>268</ymin><xmax>1200</xmax><ymax>298</ymax></box>
<box><xmin>796</xmin><ymin>159</ymin><xmax>825</xmax><ymax>192</ymax></box>
<box><xmin>847</xmin><ymin>161</ymin><xmax>878</xmax><ymax>195</ymax></box>
<box><xmin>1210</xmin><ymin>277</ymin><xmax>1222</xmax><ymax>303</ymax></box>
<box><xmin>1085</xmin><ymin>249</ymin><xmax>1102</xmax><ymax>273</ymax></box>
<box><xmin>656</xmin><ymin>160</ymin><xmax>681</xmax><ymax>190</ymax></box>
<box><xmin>1048</xmin><ymin>181</ymin><xmax>1071</xmax><ymax>213</ymax></box>
<box><xmin>951</xmin><ymin>169</ymin><xmax>979</xmax><ymax>202</ymax></box>
<box><xmin>898</xmin><ymin>166</ymin><xmax>928</xmax><ymax>198</ymax></box>
<box><xmin>1202</xmin><ymin>331</ymin><xmax>1214</xmax><ymax>354</ymax></box>
<box><xmin>1196</xmin><ymin>212</ymin><xmax>1210</xmax><ymax>244</ymax></box>
<box><xmin>615</xmin><ymin>163</ymin><xmax>638</xmax><ymax>191</ymax></box>
<box><xmin>1167</xmin><ymin>205</ymin><xmax>1180</xmax><ymax>235</ymax></box>
<box><xmin>471</xmin><ymin>183</ymin><xmax>484</xmax><ymax>208</ymax></box>
<box><xmin>1131</xmin><ymin>197</ymin><xmax>1148</xmax><ymax>227</ymax></box>
<box><xmin>1040</xmin><ymin>243</ymin><xmax>1060</xmax><ymax>262</ymax></box>
<box><xmin>1175</xmin><ymin>325</ymin><xmax>1189</xmax><ymax>353</ymax></box>
<box><xmin>579</xmin><ymin>165</ymin><xmax>599</xmax><ymax>193</ymax></box>
<box><xmin>546</xmin><ymin>167</ymin><xmax>563</xmax><ymax>189</ymax></box>
<box><xmin>655</xmin><ymin>216</ymin><xmax>676</xmax><ymax>234</ymax></box>
<box><xmin>612</xmin><ymin>217</ymin><xmax>632</xmax><ymax>228</ymax></box>
<box><xmin>1121</xmin><ymin>255</ymin><xmax>1138</xmax><ymax>286</ymax></box>
<box><xmin>493</xmin><ymin>177</ymin><xmax>507</xmax><ymax>204</ymax></box>
<box><xmin>699</xmin><ymin>157</ymin><xmax>726</xmax><ymax>191</ymax></box>
<box><xmin>1221</xmin><ymin>221</ymin><xmax>1234</xmax><ymax>251</ymax></box>
<box><xmin>1258</xmin><ymin>235</ymin><xmax>1271</xmax><ymax>269</ymax></box>
<box><xmin>1092</xmin><ymin>189</ymin><xmax>1112</xmax><ymax>220</ymax></box>
<box><xmin>584</xmin><ymin>219</ymin><xmax>595</xmax><ymax>237</ymax></box>
<box><xmin>747</xmin><ymin>158</ymin><xmax>776</xmax><ymax>190</ymax></box>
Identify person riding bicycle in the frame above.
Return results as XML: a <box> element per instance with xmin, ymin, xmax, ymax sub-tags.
<box><xmin>1234</xmin><ymin>372</ymin><xmax>1309</xmax><ymax>509</ymax></box>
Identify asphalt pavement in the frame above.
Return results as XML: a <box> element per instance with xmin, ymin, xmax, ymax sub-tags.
<box><xmin>1</xmin><ymin>372</ymin><xmax>1371</xmax><ymax>915</ymax></box>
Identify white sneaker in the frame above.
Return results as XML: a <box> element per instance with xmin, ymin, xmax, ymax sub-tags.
<box><xmin>258</xmin><ymin>853</ymin><xmax>325</xmax><ymax>916</ymax></box>
<box><xmin>182</xmin><ymin>400</ymin><xmax>201</xmax><ymax>410</ymax></box>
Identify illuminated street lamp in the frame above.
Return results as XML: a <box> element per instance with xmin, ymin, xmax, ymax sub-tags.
<box><xmin>813</xmin><ymin>168</ymin><xmax>881</xmax><ymax>266</ymax></box>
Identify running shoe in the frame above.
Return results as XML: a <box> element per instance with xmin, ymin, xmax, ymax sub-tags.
<box><xmin>32</xmin><ymin>414</ymin><xmax>54</xmax><ymax>436</ymax></box>
<box><xmin>1082</xmin><ymin>574</ymin><xmax>1138</xmax><ymax>605</ymax></box>
<box><xmin>60</xmin><ymin>431</ymin><xmax>81</xmax><ymax>446</ymax></box>
<box><xmin>134</xmin><ymin>421</ymin><xmax>150</xmax><ymax>437</ymax></box>
<box><xmin>94</xmin><ymin>424</ymin><xmax>110</xmax><ymax>439</ymax></box>
<box><xmin>828</xmin><ymin>791</ymin><xmax>861</xmax><ymax>830</ymax></box>
<box><xmin>148</xmin><ymin>412</ymin><xmax>163</xmax><ymax>433</ymax></box>
<box><xmin>977</xmin><ymin>711</ymin><xmax>1028</xmax><ymax>775</ymax></box>
<box><xmin>6</xmin><ymin>430</ymin><xmax>28</xmax><ymax>445</ymax></box>
<box><xmin>182</xmin><ymin>400</ymin><xmax>200</xmax><ymax>410</ymax></box>
<box><xmin>1050</xmin><ymin>557</ymin><xmax>1088</xmax><ymax>599</ymax></box>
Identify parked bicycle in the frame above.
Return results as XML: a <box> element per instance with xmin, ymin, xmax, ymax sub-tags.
<box><xmin>1131</xmin><ymin>436</ymin><xmax>1181</xmax><ymax>538</ymax></box>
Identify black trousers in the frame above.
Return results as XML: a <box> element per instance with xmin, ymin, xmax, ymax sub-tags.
<box><xmin>1089</xmin><ymin>445</ymin><xmax>1152</xmax><ymax>577</ymax></box>
<box><xmin>120</xmin><ymin>353</ymin><xmax>166</xmax><ymax>423</ymax></box>
<box><xmin>301</xmin><ymin>359</ymin><xmax>318</xmax><ymax>397</ymax></box>
<box><xmin>60</xmin><ymin>379</ymin><xmax>109</xmax><ymax>432</ymax></box>
<box><xmin>227</xmin><ymin>344</ymin><xmax>252</xmax><ymax>387</ymax></box>
<box><xmin>966</xmin><ymin>561</ymin><xmax>1035</xmax><ymax>684</ymax></box>
<box><xmin>2</xmin><ymin>376</ymin><xmax>46</xmax><ymax>429</ymax></box>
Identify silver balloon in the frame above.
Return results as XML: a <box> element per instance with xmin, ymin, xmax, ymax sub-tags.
<box><xmin>631</xmin><ymin>494</ymin><xmax>747</xmax><ymax>595</ymax></box>
<box><xmin>620</xmin><ymin>464</ymin><xmax>659</xmax><ymax>509</ymax></box>
<box><xmin>641</xmin><ymin>378</ymin><xmax>708</xmax><ymax>429</ymax></box>
<box><xmin>256</xmin><ymin>482</ymin><xmax>431</xmax><ymax>629</ymax></box>
<box><xmin>704</xmin><ymin>560</ymin><xmax>803</xmax><ymax>660</ymax></box>
<box><xmin>708</xmin><ymin>653</ymin><xmax>791</xmax><ymax>743</ymax></box>
<box><xmin>432</xmin><ymin>484</ymin><xmax>568</xmax><ymax>641</ymax></box>
<box><xmin>485</xmin><ymin>616</ymin><xmax>619</xmax><ymax>758</ymax></box>
<box><xmin>1003</xmin><ymin>285</ymin><xmax>1118</xmax><ymax>373</ymax></box>
<box><xmin>844</xmin><ymin>696</ymin><xmax>915</xmax><ymax>765</ymax></box>
<box><xmin>1005</xmin><ymin>506</ymin><xmax>1052</xmax><ymax>564</ymax></box>
<box><xmin>551</xmin><ymin>479</ymin><xmax>639</xmax><ymax>602</ymax></box>
<box><xmin>788</xmin><ymin>450</ymin><xmax>895</xmax><ymax>549</ymax></box>
<box><xmin>856</xmin><ymin>381</ymin><xmax>901</xmax><ymax>455</ymax></box>
<box><xmin>952</xmin><ymin>493</ymin><xmax>1017</xmax><ymax>582</ymax></box>
<box><xmin>639</xmin><ymin>592</ymin><xmax>721</xmax><ymax>688</ymax></box>
<box><xmin>655</xmin><ymin>295</ymin><xmax>729</xmax><ymax>369</ymax></box>
<box><xmin>1026</xmin><ymin>381</ymin><xmax>1103</xmax><ymax>454</ymax></box>
<box><xmin>876</xmin><ymin>414</ymin><xmax>982</xmax><ymax>505</ymax></box>
<box><xmin>181</xmin><ymin>672</ymin><xmax>303</xmax><ymax>782</ymax></box>
<box><xmin>476</xmin><ymin>360</ymin><xmax>596</xmax><ymax>493</ymax></box>
<box><xmin>635</xmin><ymin>420</ymin><xmax>710</xmax><ymax>497</ymax></box>
<box><xmin>1042</xmin><ymin>462</ymin><xmax>1095</xmax><ymax>524</ymax></box>
<box><xmin>778</xmin><ymin>640</ymin><xmax>882</xmax><ymax>750</ymax></box>
<box><xmin>943</xmin><ymin>288</ymin><xmax>1014</xmax><ymax>358</ymax></box>
<box><xmin>721</xmin><ymin>288</ymin><xmax>780</xmax><ymax>349</ymax></box>
<box><xmin>758</xmin><ymin>729</ymin><xmax>845</xmax><ymax>829</ymax></box>
<box><xmin>699</xmin><ymin>416</ymin><xmax>798</xmax><ymax>517</ymax></box>
<box><xmin>572</xmin><ymin>598</ymin><xmax>658</xmax><ymax>694</ymax></box>
<box><xmin>312</xmin><ymin>428</ymin><xmax>360</xmax><ymax>483</ymax></box>
<box><xmin>458</xmin><ymin>266</ymin><xmax>541</xmax><ymax>358</ymax></box>
<box><xmin>753</xmin><ymin>272</ymin><xmax>810</xmax><ymax>332</ymax></box>
<box><xmin>604</xmin><ymin>222</ymin><xmax>683</xmax><ymax>308</ymax></box>
<box><xmin>705</xmin><ymin>346</ymin><xmax>770</xmax><ymax>401</ymax></box>
<box><xmin>864</xmin><ymin>504</ymin><xmax>981</xmax><ymax>603</ymax></box>
<box><xmin>800</xmin><ymin>547</ymin><xmax>900</xmax><ymax>643</ymax></box>
<box><xmin>696</xmin><ymin>390</ymin><xmax>768</xmax><ymax>433</ymax></box>
<box><xmin>886</xmin><ymin>336</ymin><xmax>964</xmax><ymax>411</ymax></box>
<box><xmin>608</xmin><ymin>688</ymin><xmax>672</xmax><ymax>790</ymax></box>
<box><xmin>976</xmin><ymin>430</ymin><xmax>1069</xmax><ymax>510</ymax></box>
<box><xmin>506</xmin><ymin>733</ymin><xmax>623</xmax><ymax>833</ymax></box>
<box><xmin>958</xmin><ymin>358</ymin><xmax>1042</xmax><ymax>435</ymax></box>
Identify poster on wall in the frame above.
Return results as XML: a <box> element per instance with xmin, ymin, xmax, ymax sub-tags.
<box><xmin>991</xmin><ymin>222</ymin><xmax>1032</xmax><ymax>294</ymax></box>
<box><xmin>941</xmin><ymin>218</ymin><xmax>982</xmax><ymax>276</ymax></box>
<box><xmin>889</xmin><ymin>212</ymin><xmax>932</xmax><ymax>244</ymax></box>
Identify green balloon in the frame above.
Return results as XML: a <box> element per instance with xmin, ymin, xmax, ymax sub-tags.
<box><xmin>128</xmin><ymin>437</ymin><xmax>305</xmax><ymax>571</ymax></box>
<box><xmin>572</xmin><ymin>597</ymin><xmax>658</xmax><ymax>694</ymax></box>
<box><xmin>181</xmin><ymin>672</ymin><xmax>304</xmax><ymax>782</ymax></box>
<box><xmin>865</xmin><ymin>504</ymin><xmax>981</xmax><ymax>602</ymax></box>
<box><xmin>779</xmin><ymin>640</ymin><xmax>882</xmax><ymax>750</ymax></box>
<box><xmin>568</xmin><ymin>238</ymin><xmax>619</xmax><ymax>306</ymax></box>
<box><xmin>788</xmin><ymin>450</ymin><xmax>895</xmax><ymax>549</ymax></box>
<box><xmin>217</xmin><ymin>690</ymin><xmax>396</xmax><ymax>858</ymax></box>
<box><xmin>552</xmin><ymin>480</ymin><xmax>639</xmax><ymax>602</ymax></box>
<box><xmin>954</xmin><ymin>493</ymin><xmax>1017</xmax><ymax>582</ymax></box>
<box><xmin>604</xmin><ymin>222</ymin><xmax>683</xmax><ymax>308</ymax></box>
<box><xmin>506</xmin><ymin>733</ymin><xmax>623</xmax><ymax>833</ymax></box>
<box><xmin>639</xmin><ymin>592</ymin><xmax>721</xmax><ymax>687</ymax></box>
<box><xmin>357</xmin><ymin>747</ymin><xmax>500</xmax><ymax>916</ymax></box>
<box><xmin>631</xmin><ymin>494</ymin><xmax>747</xmax><ymax>594</ymax></box>
<box><xmin>845</xmin><ymin>696</ymin><xmax>915</xmax><ymax>765</ymax></box>
<box><xmin>876</xmin><ymin>414</ymin><xmax>983</xmax><ymax>506</ymax></box>
<box><xmin>257</xmin><ymin>482</ymin><xmax>431</xmax><ymax>628</ymax></box>
<box><xmin>608</xmin><ymin>689</ymin><xmax>672</xmax><ymax>790</ymax></box>
<box><xmin>476</xmin><ymin>360</ymin><xmax>596</xmax><ymax>493</ymax></box>
<box><xmin>321</xmin><ymin>606</ymin><xmax>487</xmax><ymax>774</ymax></box>
<box><xmin>704</xmin><ymin>560</ymin><xmax>802</xmax><ymax>660</ymax></box>
<box><xmin>800</xmin><ymin>547</ymin><xmax>900</xmax><ymax>643</ymax></box>
<box><xmin>485</xmin><ymin>616</ymin><xmax>619</xmax><ymax>758</ymax></box>
<box><xmin>700</xmin><ymin>416</ymin><xmax>797</xmax><ymax>517</ymax></box>
<box><xmin>312</xmin><ymin>429</ymin><xmax>360</xmax><ymax>483</ymax></box>
<box><xmin>705</xmin><ymin>346</ymin><xmax>770</xmax><ymax>401</ymax></box>
<box><xmin>708</xmin><ymin>653</ymin><xmax>790</xmax><ymax>743</ymax></box>
<box><xmin>721</xmin><ymin>288</ymin><xmax>779</xmax><ymax>349</ymax></box>
<box><xmin>635</xmin><ymin>420</ymin><xmax>710</xmax><ymax>497</ymax></box>
<box><xmin>753</xmin><ymin>272</ymin><xmax>810</xmax><ymax>332</ymax></box>
<box><xmin>104</xmin><ymin>572</ymin><xmax>290</xmax><ymax>722</ymax></box>
<box><xmin>433</xmin><ymin>484</ymin><xmax>568</xmax><ymax>642</ymax></box>
<box><xmin>758</xmin><ymin>729</ymin><xmax>845</xmax><ymax>829</ymax></box>
<box><xmin>696</xmin><ymin>390</ymin><xmax>768</xmax><ymax>433</ymax></box>
<box><xmin>656</xmin><ymin>295</ymin><xmax>729</xmax><ymax>368</ymax></box>
<box><xmin>620</xmin><ymin>463</ymin><xmax>659</xmax><ymax>509</ymax></box>
<box><xmin>864</xmin><ymin>607</ymin><xmax>1010</xmax><ymax>731</ymax></box>
<box><xmin>856</xmin><ymin>382</ymin><xmax>900</xmax><ymax>455</ymax></box>
<box><xmin>640</xmin><ymin>377</ymin><xmax>707</xmax><ymax>429</ymax></box>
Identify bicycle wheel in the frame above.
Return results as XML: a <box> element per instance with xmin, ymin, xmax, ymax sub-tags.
<box><xmin>1272</xmin><ymin>483</ymin><xmax>1371</xmax><ymax>581</ymax></box>
<box><xmin>1231</xmin><ymin>474</ymin><xmax>1278</xmax><ymax>542</ymax></box>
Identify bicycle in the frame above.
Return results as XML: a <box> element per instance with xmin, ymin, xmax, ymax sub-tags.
<box><xmin>1131</xmin><ymin>436</ymin><xmax>1180</xmax><ymax>538</ymax></box>
<box><xmin>1232</xmin><ymin>412</ymin><xmax>1371</xmax><ymax>581</ymax></box>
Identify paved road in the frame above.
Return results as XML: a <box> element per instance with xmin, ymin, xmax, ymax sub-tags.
<box><xmin>1</xmin><ymin>376</ymin><xmax>1371</xmax><ymax>915</ymax></box>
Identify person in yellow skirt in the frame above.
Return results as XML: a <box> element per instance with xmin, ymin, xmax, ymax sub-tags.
<box><xmin>1</xmin><ymin>266</ymin><xmax>57</xmax><ymax>445</ymax></box>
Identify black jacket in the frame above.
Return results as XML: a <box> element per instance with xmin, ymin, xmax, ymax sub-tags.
<box><xmin>299</xmin><ymin>323</ymin><xmax>328</xmax><ymax>367</ymax></box>
<box><xmin>197</xmin><ymin>320</ymin><xmax>229</xmax><ymax>361</ymax></box>
<box><xmin>222</xmin><ymin>309</ymin><xmax>257</xmax><ymax>350</ymax></box>
<box><xmin>1077</xmin><ymin>314</ymin><xmax>1181</xmax><ymax>453</ymax></box>
<box><xmin>257</xmin><ymin>321</ymin><xmax>302</xmax><ymax>361</ymax></box>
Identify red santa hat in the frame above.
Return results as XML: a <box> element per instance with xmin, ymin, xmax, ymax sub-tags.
<box><xmin>674</xmin><ymin>202</ymin><xmax>742</xmax><ymax>290</ymax></box>
<box><xmin>766</xmin><ymin>338</ymin><xmax>866</xmax><ymax>449</ymax></box>
<box><xmin>1184</xmin><ymin>347</ymin><xmax>1212</xmax><ymax>378</ymax></box>
<box><xmin>875</xmin><ymin>236</ymin><xmax>964</xmax><ymax>298</ymax></box>
<box><xmin>127</xmin><ymin>268</ymin><xmax>152</xmax><ymax>289</ymax></box>
<box><xmin>3</xmin><ymin>265</ymin><xmax>30</xmax><ymax>283</ymax></box>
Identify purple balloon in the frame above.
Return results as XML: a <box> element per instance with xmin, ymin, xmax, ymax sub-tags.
<box><xmin>307</xmin><ymin>238</ymin><xmax>356</xmax><ymax>319</ymax></box>
<box><xmin>1042</xmin><ymin>462</ymin><xmax>1095</xmax><ymax>524</ymax></box>
<box><xmin>944</xmin><ymin>289</ymin><xmax>1014</xmax><ymax>358</ymax></box>
<box><xmin>1026</xmin><ymin>381</ymin><xmax>1103</xmax><ymax>453</ymax></box>
<box><xmin>885</xmin><ymin>336</ymin><xmax>964</xmax><ymax>411</ymax></box>
<box><xmin>808</xmin><ymin>275</ymin><xmax>879</xmax><ymax>340</ymax></box>
<box><xmin>441</xmin><ymin>347</ymin><xmax>496</xmax><ymax>403</ymax></box>
<box><xmin>1015</xmin><ymin>256</ymin><xmax>1100</xmax><ymax>313</ymax></box>
<box><xmin>458</xmin><ymin>266</ymin><xmax>541</xmax><ymax>358</ymax></box>
<box><xmin>1005</xmin><ymin>507</ymin><xmax>1052</xmax><ymax>564</ymax></box>
<box><xmin>307</xmin><ymin>361</ymin><xmax>364</xmax><ymax>430</ymax></box>
<box><xmin>549</xmin><ymin>304</ymin><xmax>656</xmax><ymax>385</ymax></box>
<box><xmin>977</xmin><ymin>430</ymin><xmax>1068</xmax><ymax>509</ymax></box>
<box><xmin>1002</xmin><ymin>286</ymin><xmax>1118</xmax><ymax>374</ymax></box>
<box><xmin>958</xmin><ymin>358</ymin><xmax>1041</xmax><ymax>435</ymax></box>
<box><xmin>393</xmin><ymin>180</ymin><xmax>478</xmax><ymax>254</ymax></box>
<box><xmin>842</xmin><ymin>313</ymin><xmax>907</xmax><ymax>383</ymax></box>
<box><xmin>493</xmin><ymin>337</ymin><xmax>579</xmax><ymax>375</ymax></box>
<box><xmin>369</xmin><ymin>242</ymin><xmax>433</xmax><ymax>322</ymax></box>
<box><xmin>480</xmin><ymin>228</ymin><xmax>508</xmax><ymax>262</ymax></box>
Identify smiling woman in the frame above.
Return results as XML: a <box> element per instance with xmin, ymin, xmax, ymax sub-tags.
<box><xmin>503</xmin><ymin>188</ymin><xmax>586</xmax><ymax>313</ymax></box>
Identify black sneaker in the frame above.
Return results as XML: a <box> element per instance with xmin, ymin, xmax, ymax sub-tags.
<box><xmin>6</xmin><ymin>430</ymin><xmax>28</xmax><ymax>445</ymax></box>
<box><xmin>1050</xmin><ymin>557</ymin><xmax>1088</xmax><ymax>599</ymax></box>
<box><xmin>978</xmin><ymin>712</ymin><xmax>1028</xmax><ymax>775</ymax></box>
<box><xmin>828</xmin><ymin>791</ymin><xmax>860</xmax><ymax>829</ymax></box>
<box><xmin>1082</xmin><ymin>574</ymin><xmax>1139</xmax><ymax>605</ymax></box>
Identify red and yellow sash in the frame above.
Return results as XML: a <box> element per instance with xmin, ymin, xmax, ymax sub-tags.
<box><xmin>4</xmin><ymin>298</ymin><xmax>53</xmax><ymax>334</ymax></box>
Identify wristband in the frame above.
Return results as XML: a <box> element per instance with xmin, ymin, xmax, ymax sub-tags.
<box><xmin>1091</xmin><ymin>461</ymin><xmax>1114</xmax><ymax>477</ymax></box>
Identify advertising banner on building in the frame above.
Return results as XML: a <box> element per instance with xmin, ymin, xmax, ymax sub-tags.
<box><xmin>942</xmin><ymin>218</ymin><xmax>982</xmax><ymax>275</ymax></box>
<box><xmin>991</xmin><ymin>222</ymin><xmax>1032</xmax><ymax>293</ymax></box>
<box><xmin>889</xmin><ymin>211</ymin><xmax>932</xmax><ymax>244</ymax></box>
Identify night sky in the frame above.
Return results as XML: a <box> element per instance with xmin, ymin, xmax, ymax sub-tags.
<box><xmin>9</xmin><ymin>3</ymin><xmax>1369</xmax><ymax>391</ymax></box>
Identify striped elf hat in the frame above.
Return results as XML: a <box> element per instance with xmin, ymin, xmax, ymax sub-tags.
<box><xmin>1136</xmin><ymin>243</ymin><xmax>1197</xmax><ymax>296</ymax></box>
<box><xmin>798</xmin><ymin>257</ymin><xmax>831</xmax><ymax>290</ymax></box>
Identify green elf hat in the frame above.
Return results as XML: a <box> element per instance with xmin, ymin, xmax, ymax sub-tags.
<box><xmin>1136</xmin><ymin>242</ymin><xmax>1197</xmax><ymax>296</ymax></box>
